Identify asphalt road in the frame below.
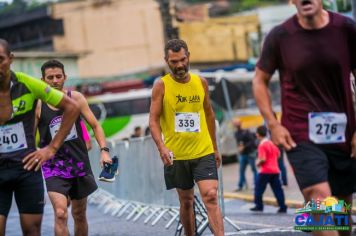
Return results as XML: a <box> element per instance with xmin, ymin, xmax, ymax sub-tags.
<box><xmin>5</xmin><ymin>196</ymin><xmax>325</xmax><ymax>236</ymax></box>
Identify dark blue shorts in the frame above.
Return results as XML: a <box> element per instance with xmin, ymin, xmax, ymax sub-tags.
<box><xmin>0</xmin><ymin>159</ymin><xmax>44</xmax><ymax>217</ymax></box>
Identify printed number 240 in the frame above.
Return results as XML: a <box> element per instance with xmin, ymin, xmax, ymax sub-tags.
<box><xmin>0</xmin><ymin>134</ymin><xmax>18</xmax><ymax>146</ymax></box>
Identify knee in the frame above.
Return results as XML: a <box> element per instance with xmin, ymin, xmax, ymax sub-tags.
<box><xmin>202</xmin><ymin>188</ymin><xmax>218</xmax><ymax>206</ymax></box>
<box><xmin>302</xmin><ymin>184</ymin><xmax>330</xmax><ymax>201</ymax></box>
<box><xmin>22</xmin><ymin>222</ymin><xmax>41</xmax><ymax>236</ymax></box>
<box><xmin>55</xmin><ymin>208</ymin><xmax>68</xmax><ymax>222</ymax></box>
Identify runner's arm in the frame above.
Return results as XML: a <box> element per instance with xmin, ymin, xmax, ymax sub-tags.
<box><xmin>351</xmin><ymin>69</ymin><xmax>356</xmax><ymax>158</ymax></box>
<box><xmin>19</xmin><ymin>73</ymin><xmax>79</xmax><ymax>170</ymax></box>
<box><xmin>24</xmin><ymin>95</ymin><xmax>79</xmax><ymax>171</ymax></box>
<box><xmin>73</xmin><ymin>91</ymin><xmax>111</xmax><ymax>166</ymax></box>
<box><xmin>149</xmin><ymin>80</ymin><xmax>172</xmax><ymax>166</ymax></box>
<box><xmin>252</xmin><ymin>68</ymin><xmax>276</xmax><ymax>128</ymax></box>
<box><xmin>256</xmin><ymin>145</ymin><xmax>266</xmax><ymax>167</ymax></box>
<box><xmin>201</xmin><ymin>77</ymin><xmax>221</xmax><ymax>168</ymax></box>
<box><xmin>34</xmin><ymin>100</ymin><xmax>41</xmax><ymax>135</ymax></box>
<box><xmin>253</xmin><ymin>68</ymin><xmax>296</xmax><ymax>150</ymax></box>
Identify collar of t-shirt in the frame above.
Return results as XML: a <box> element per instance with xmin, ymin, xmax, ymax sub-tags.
<box><xmin>260</xmin><ymin>138</ymin><xmax>269</xmax><ymax>145</ymax></box>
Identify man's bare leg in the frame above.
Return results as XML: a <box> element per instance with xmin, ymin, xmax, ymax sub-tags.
<box><xmin>197</xmin><ymin>179</ymin><xmax>224</xmax><ymax>236</ymax></box>
<box><xmin>71</xmin><ymin>197</ymin><xmax>88</xmax><ymax>236</ymax></box>
<box><xmin>335</xmin><ymin>194</ymin><xmax>352</xmax><ymax>236</ymax></box>
<box><xmin>48</xmin><ymin>191</ymin><xmax>69</xmax><ymax>236</ymax></box>
<box><xmin>177</xmin><ymin>188</ymin><xmax>195</xmax><ymax>236</ymax></box>
<box><xmin>19</xmin><ymin>214</ymin><xmax>42</xmax><ymax>236</ymax></box>
<box><xmin>302</xmin><ymin>182</ymin><xmax>337</xmax><ymax>236</ymax></box>
<box><xmin>0</xmin><ymin>215</ymin><xmax>6</xmax><ymax>236</ymax></box>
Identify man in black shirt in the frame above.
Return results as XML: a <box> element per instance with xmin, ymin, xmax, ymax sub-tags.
<box><xmin>233</xmin><ymin>119</ymin><xmax>257</xmax><ymax>191</ymax></box>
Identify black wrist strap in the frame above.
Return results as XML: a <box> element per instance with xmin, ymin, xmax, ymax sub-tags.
<box><xmin>100</xmin><ymin>147</ymin><xmax>110</xmax><ymax>153</ymax></box>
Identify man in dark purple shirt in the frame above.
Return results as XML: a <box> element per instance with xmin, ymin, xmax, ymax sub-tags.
<box><xmin>253</xmin><ymin>0</ymin><xmax>356</xmax><ymax>235</ymax></box>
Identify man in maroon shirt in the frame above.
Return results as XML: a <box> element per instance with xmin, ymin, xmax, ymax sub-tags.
<box><xmin>253</xmin><ymin>0</ymin><xmax>356</xmax><ymax>235</ymax></box>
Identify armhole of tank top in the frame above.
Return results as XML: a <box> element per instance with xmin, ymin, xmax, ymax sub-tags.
<box><xmin>197</xmin><ymin>75</ymin><xmax>206</xmax><ymax>99</ymax></box>
<box><xmin>38</xmin><ymin>99</ymin><xmax>43</xmax><ymax>120</ymax></box>
<box><xmin>161</xmin><ymin>78</ymin><xmax>166</xmax><ymax>101</ymax></box>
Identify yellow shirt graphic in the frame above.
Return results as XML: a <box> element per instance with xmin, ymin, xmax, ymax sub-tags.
<box><xmin>160</xmin><ymin>73</ymin><xmax>214</xmax><ymax>160</ymax></box>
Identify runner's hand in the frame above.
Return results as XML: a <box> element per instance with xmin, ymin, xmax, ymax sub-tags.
<box><xmin>159</xmin><ymin>145</ymin><xmax>173</xmax><ymax>166</ymax></box>
<box><xmin>100</xmin><ymin>151</ymin><xmax>112</xmax><ymax>168</ymax></box>
<box><xmin>351</xmin><ymin>132</ymin><xmax>356</xmax><ymax>158</ymax></box>
<box><xmin>214</xmin><ymin>150</ymin><xmax>221</xmax><ymax>168</ymax></box>
<box><xmin>270</xmin><ymin>123</ymin><xmax>296</xmax><ymax>151</ymax></box>
<box><xmin>23</xmin><ymin>146</ymin><xmax>56</xmax><ymax>171</ymax></box>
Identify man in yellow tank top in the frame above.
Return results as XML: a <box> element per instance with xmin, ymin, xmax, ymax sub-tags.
<box><xmin>149</xmin><ymin>39</ymin><xmax>224</xmax><ymax>236</ymax></box>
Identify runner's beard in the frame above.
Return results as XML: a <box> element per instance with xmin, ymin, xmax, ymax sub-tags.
<box><xmin>173</xmin><ymin>66</ymin><xmax>189</xmax><ymax>80</ymax></box>
<box><xmin>0</xmin><ymin>70</ymin><xmax>10</xmax><ymax>83</ymax></box>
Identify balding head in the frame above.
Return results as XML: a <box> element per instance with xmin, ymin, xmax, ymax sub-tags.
<box><xmin>232</xmin><ymin>118</ymin><xmax>241</xmax><ymax>129</ymax></box>
<box><xmin>0</xmin><ymin>39</ymin><xmax>11</xmax><ymax>56</ymax></box>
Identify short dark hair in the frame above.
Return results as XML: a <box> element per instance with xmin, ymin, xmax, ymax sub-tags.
<box><xmin>0</xmin><ymin>38</ymin><xmax>11</xmax><ymax>55</ymax></box>
<box><xmin>41</xmin><ymin>59</ymin><xmax>65</xmax><ymax>78</ymax></box>
<box><xmin>256</xmin><ymin>126</ymin><xmax>267</xmax><ymax>137</ymax></box>
<box><xmin>164</xmin><ymin>39</ymin><xmax>189</xmax><ymax>57</ymax></box>
<box><xmin>134</xmin><ymin>126</ymin><xmax>141</xmax><ymax>132</ymax></box>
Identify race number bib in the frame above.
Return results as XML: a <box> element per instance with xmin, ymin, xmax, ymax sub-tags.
<box><xmin>49</xmin><ymin>116</ymin><xmax>78</xmax><ymax>142</ymax></box>
<box><xmin>0</xmin><ymin>122</ymin><xmax>28</xmax><ymax>153</ymax></box>
<box><xmin>175</xmin><ymin>112</ymin><xmax>200</xmax><ymax>132</ymax></box>
<box><xmin>308</xmin><ymin>112</ymin><xmax>347</xmax><ymax>144</ymax></box>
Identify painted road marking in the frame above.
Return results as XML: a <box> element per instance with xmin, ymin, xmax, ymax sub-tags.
<box><xmin>232</xmin><ymin>220</ymin><xmax>280</xmax><ymax>228</ymax></box>
<box><xmin>205</xmin><ymin>227</ymin><xmax>297</xmax><ymax>235</ymax></box>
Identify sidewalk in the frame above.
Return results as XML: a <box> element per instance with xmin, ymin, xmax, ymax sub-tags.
<box><xmin>221</xmin><ymin>158</ymin><xmax>356</xmax><ymax>213</ymax></box>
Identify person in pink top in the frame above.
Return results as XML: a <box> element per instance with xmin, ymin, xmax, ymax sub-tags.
<box><xmin>250</xmin><ymin>126</ymin><xmax>287</xmax><ymax>213</ymax></box>
<box><xmin>80</xmin><ymin>119</ymin><xmax>92</xmax><ymax>150</ymax></box>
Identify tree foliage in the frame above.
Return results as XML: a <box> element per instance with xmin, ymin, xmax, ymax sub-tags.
<box><xmin>0</xmin><ymin>0</ymin><xmax>45</xmax><ymax>16</ymax></box>
<box><xmin>184</xmin><ymin>0</ymin><xmax>352</xmax><ymax>13</ymax></box>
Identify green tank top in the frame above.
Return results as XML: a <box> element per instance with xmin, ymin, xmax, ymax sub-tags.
<box><xmin>0</xmin><ymin>72</ymin><xmax>64</xmax><ymax>161</ymax></box>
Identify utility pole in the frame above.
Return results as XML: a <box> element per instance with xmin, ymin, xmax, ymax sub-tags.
<box><xmin>330</xmin><ymin>0</ymin><xmax>338</xmax><ymax>11</ymax></box>
<box><xmin>352</xmin><ymin>0</ymin><xmax>356</xmax><ymax>20</ymax></box>
<box><xmin>157</xmin><ymin>0</ymin><xmax>178</xmax><ymax>43</ymax></box>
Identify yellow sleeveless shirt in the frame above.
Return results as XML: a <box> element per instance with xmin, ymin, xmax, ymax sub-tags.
<box><xmin>160</xmin><ymin>73</ymin><xmax>214</xmax><ymax>160</ymax></box>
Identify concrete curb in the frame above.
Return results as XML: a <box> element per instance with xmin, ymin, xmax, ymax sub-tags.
<box><xmin>224</xmin><ymin>192</ymin><xmax>356</xmax><ymax>214</ymax></box>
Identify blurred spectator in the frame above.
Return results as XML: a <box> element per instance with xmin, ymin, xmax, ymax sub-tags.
<box><xmin>80</xmin><ymin>119</ymin><xmax>92</xmax><ymax>151</ymax></box>
<box><xmin>145</xmin><ymin>126</ymin><xmax>151</xmax><ymax>136</ymax></box>
<box><xmin>250</xmin><ymin>126</ymin><xmax>287</xmax><ymax>213</ymax></box>
<box><xmin>131</xmin><ymin>126</ymin><xmax>142</xmax><ymax>138</ymax></box>
<box><xmin>278</xmin><ymin>147</ymin><xmax>288</xmax><ymax>186</ymax></box>
<box><xmin>268</xmin><ymin>112</ymin><xmax>288</xmax><ymax>186</ymax></box>
<box><xmin>233</xmin><ymin>118</ymin><xmax>257</xmax><ymax>191</ymax></box>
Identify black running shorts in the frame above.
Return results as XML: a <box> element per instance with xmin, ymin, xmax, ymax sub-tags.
<box><xmin>45</xmin><ymin>174</ymin><xmax>98</xmax><ymax>200</ymax></box>
<box><xmin>0</xmin><ymin>160</ymin><xmax>45</xmax><ymax>217</ymax></box>
<box><xmin>164</xmin><ymin>153</ymin><xmax>218</xmax><ymax>190</ymax></box>
<box><xmin>287</xmin><ymin>142</ymin><xmax>356</xmax><ymax>196</ymax></box>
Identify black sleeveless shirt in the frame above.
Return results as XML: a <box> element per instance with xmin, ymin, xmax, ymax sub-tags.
<box><xmin>38</xmin><ymin>91</ymin><xmax>92</xmax><ymax>179</ymax></box>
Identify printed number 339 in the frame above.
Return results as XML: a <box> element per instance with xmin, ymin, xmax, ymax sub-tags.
<box><xmin>178</xmin><ymin>119</ymin><xmax>194</xmax><ymax>127</ymax></box>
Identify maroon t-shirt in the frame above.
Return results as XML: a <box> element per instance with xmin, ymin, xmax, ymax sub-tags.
<box><xmin>257</xmin><ymin>11</ymin><xmax>356</xmax><ymax>154</ymax></box>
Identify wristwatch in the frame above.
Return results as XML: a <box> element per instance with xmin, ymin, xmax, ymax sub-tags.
<box><xmin>100</xmin><ymin>147</ymin><xmax>110</xmax><ymax>153</ymax></box>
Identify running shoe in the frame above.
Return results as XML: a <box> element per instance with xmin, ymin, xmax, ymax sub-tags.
<box><xmin>99</xmin><ymin>156</ymin><xmax>119</xmax><ymax>182</ymax></box>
